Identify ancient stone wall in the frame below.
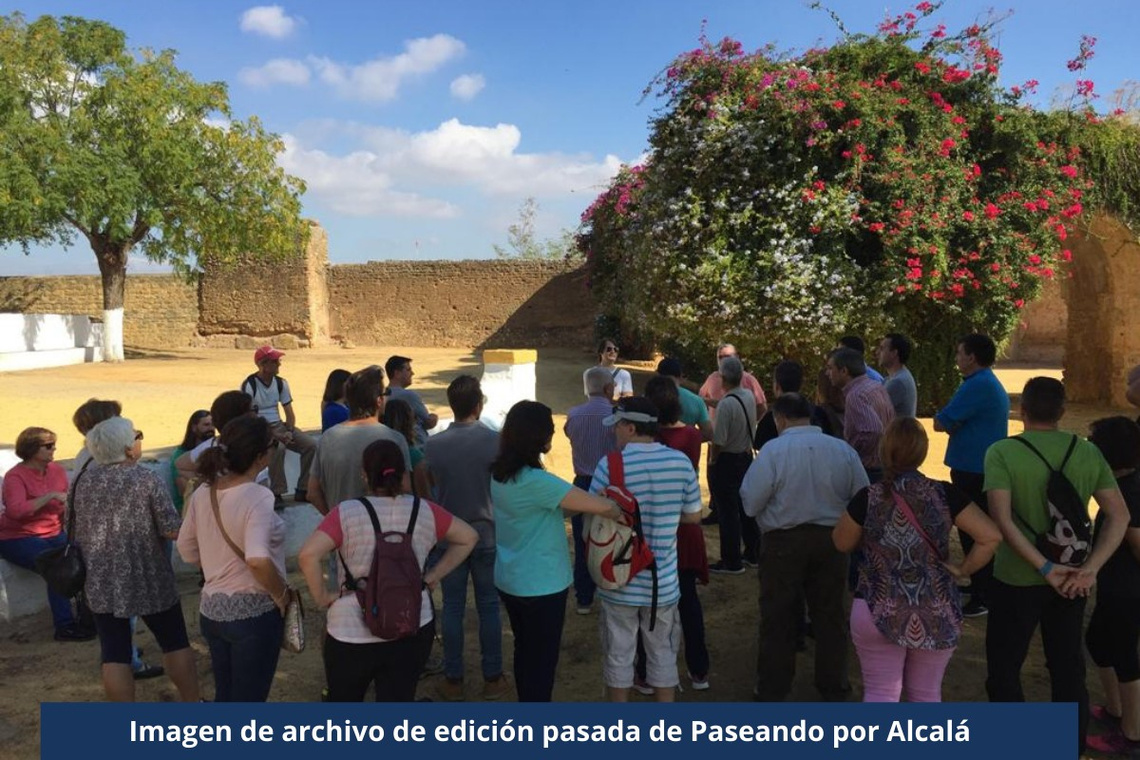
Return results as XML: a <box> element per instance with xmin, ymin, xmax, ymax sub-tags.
<box><xmin>0</xmin><ymin>274</ymin><xmax>199</xmax><ymax>349</ymax></box>
<box><xmin>196</xmin><ymin>221</ymin><xmax>329</xmax><ymax>348</ymax></box>
<box><xmin>1004</xmin><ymin>276</ymin><xmax>1067</xmax><ymax>363</ymax></box>
<box><xmin>326</xmin><ymin>260</ymin><xmax>596</xmax><ymax>348</ymax></box>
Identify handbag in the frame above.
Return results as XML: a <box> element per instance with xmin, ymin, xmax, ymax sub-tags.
<box><xmin>34</xmin><ymin>460</ymin><xmax>92</xmax><ymax>598</ymax></box>
<box><xmin>210</xmin><ymin>485</ymin><xmax>305</xmax><ymax>653</ymax></box>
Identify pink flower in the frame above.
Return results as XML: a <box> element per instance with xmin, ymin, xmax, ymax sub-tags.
<box><xmin>1076</xmin><ymin>79</ymin><xmax>1095</xmax><ymax>97</ymax></box>
<box><xmin>962</xmin><ymin>210</ymin><xmax>975</xmax><ymax>222</ymax></box>
<box><xmin>984</xmin><ymin>202</ymin><xmax>1000</xmax><ymax>219</ymax></box>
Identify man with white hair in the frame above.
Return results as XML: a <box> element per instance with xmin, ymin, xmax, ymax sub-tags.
<box><xmin>709</xmin><ymin>356</ymin><xmax>759</xmax><ymax>574</ymax></box>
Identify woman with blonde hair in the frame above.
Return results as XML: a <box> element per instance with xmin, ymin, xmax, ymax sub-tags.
<box><xmin>833</xmin><ymin>416</ymin><xmax>1001</xmax><ymax>702</ymax></box>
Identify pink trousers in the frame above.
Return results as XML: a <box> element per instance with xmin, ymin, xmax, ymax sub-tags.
<box><xmin>850</xmin><ymin>598</ymin><xmax>955</xmax><ymax>702</ymax></box>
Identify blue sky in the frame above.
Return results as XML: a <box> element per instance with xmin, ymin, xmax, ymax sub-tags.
<box><xmin>3</xmin><ymin>0</ymin><xmax>1137</xmax><ymax>275</ymax></box>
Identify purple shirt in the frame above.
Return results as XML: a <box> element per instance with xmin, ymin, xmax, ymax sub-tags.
<box><xmin>564</xmin><ymin>396</ymin><xmax>617</xmax><ymax>477</ymax></box>
<box><xmin>841</xmin><ymin>375</ymin><xmax>895</xmax><ymax>469</ymax></box>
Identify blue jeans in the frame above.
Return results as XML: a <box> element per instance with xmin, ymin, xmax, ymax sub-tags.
<box><xmin>200</xmin><ymin>607</ymin><xmax>284</xmax><ymax>702</ymax></box>
<box><xmin>572</xmin><ymin>475</ymin><xmax>597</xmax><ymax>607</ymax></box>
<box><xmin>441</xmin><ymin>545</ymin><xmax>503</xmax><ymax>681</ymax></box>
<box><xmin>0</xmin><ymin>534</ymin><xmax>76</xmax><ymax>631</ymax></box>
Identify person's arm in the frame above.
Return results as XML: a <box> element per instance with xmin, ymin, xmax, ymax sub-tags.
<box><xmin>174</xmin><ymin>449</ymin><xmax>197</xmax><ymax>479</ymax></box>
<box><xmin>560</xmin><ymin>487</ymin><xmax>622</xmax><ymax>520</ymax></box>
<box><xmin>422</xmin><ymin>516</ymin><xmax>477</xmax><ymax>591</ymax></box>
<box><xmin>282</xmin><ymin>402</ymin><xmax>297</xmax><ymax>440</ymax></box>
<box><xmin>1125</xmin><ymin>526</ymin><xmax>1140</xmax><ymax>565</ymax></box>
<box><xmin>1</xmin><ymin>473</ymin><xmax>66</xmax><ymax>520</ymax></box>
<box><xmin>933</xmin><ymin>385</ymin><xmax>979</xmax><ymax>434</ymax></box>
<box><xmin>247</xmin><ymin>556</ymin><xmax>290</xmax><ymax>614</ymax></box>
<box><xmin>413</xmin><ymin>461</ymin><xmax>432</xmax><ymax>499</ymax></box>
<box><xmin>307</xmin><ymin>474</ymin><xmax>328</xmax><ymax>515</ymax></box>
<box><xmin>299</xmin><ymin>529</ymin><xmax>338</xmax><ymax>610</ymax></box>
<box><xmin>175</xmin><ymin>499</ymin><xmax>200</xmax><ymax>565</ymax></box>
<box><xmin>424</xmin><ymin>413</ymin><xmax>439</xmax><ymax>431</ymax></box>
<box><xmin>947</xmin><ymin>503</ymin><xmax>1002</xmax><ymax>579</ymax></box>
<box><xmin>832</xmin><ymin>512</ymin><xmax>863</xmax><ymax>553</ymax></box>
<box><xmin>987</xmin><ymin>488</ymin><xmax>1076</xmax><ymax>594</ymax></box>
<box><xmin>739</xmin><ymin>455</ymin><xmax>774</xmax><ymax>519</ymax></box>
<box><xmin>1062</xmin><ymin>486</ymin><xmax>1130</xmax><ymax>597</ymax></box>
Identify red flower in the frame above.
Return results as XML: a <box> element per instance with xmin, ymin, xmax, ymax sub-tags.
<box><xmin>1060</xmin><ymin>164</ymin><xmax>1078</xmax><ymax>178</ymax></box>
<box><xmin>832</xmin><ymin>99</ymin><xmax>846</xmax><ymax>109</ymax></box>
<box><xmin>984</xmin><ymin>202</ymin><xmax>1000</xmax><ymax>219</ymax></box>
<box><xmin>962</xmin><ymin>210</ymin><xmax>975</xmax><ymax>222</ymax></box>
<box><xmin>1060</xmin><ymin>249</ymin><xmax>1073</xmax><ymax>262</ymax></box>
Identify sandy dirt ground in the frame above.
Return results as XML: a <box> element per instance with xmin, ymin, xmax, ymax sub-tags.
<box><xmin>0</xmin><ymin>346</ymin><xmax>1126</xmax><ymax>758</ymax></box>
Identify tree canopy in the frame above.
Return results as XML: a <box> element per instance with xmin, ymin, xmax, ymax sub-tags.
<box><xmin>0</xmin><ymin>13</ymin><xmax>307</xmax><ymax>359</ymax></box>
<box><xmin>578</xmin><ymin>3</ymin><xmax>1135</xmax><ymax>409</ymax></box>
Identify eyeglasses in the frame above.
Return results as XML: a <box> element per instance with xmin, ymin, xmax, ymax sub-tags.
<box><xmin>717</xmin><ymin>353</ymin><xmax>736</xmax><ymax>360</ymax></box>
<box><xmin>604</xmin><ymin>346</ymin><xmax>618</xmax><ymax>353</ymax></box>
<box><xmin>134</xmin><ymin>431</ymin><xmax>145</xmax><ymax>441</ymax></box>
<box><xmin>41</xmin><ymin>442</ymin><xmax>56</xmax><ymax>451</ymax></box>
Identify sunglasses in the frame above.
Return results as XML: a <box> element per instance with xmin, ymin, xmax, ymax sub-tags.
<box><xmin>41</xmin><ymin>442</ymin><xmax>56</xmax><ymax>450</ymax></box>
<box><xmin>134</xmin><ymin>431</ymin><xmax>145</xmax><ymax>441</ymax></box>
<box><xmin>603</xmin><ymin>346</ymin><xmax>618</xmax><ymax>353</ymax></box>
<box><xmin>718</xmin><ymin>353</ymin><xmax>736</xmax><ymax>360</ymax></box>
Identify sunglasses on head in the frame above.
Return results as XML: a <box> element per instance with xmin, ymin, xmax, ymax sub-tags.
<box><xmin>134</xmin><ymin>430</ymin><xmax>145</xmax><ymax>441</ymax></box>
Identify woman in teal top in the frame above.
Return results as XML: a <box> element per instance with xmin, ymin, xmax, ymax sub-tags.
<box><xmin>490</xmin><ymin>401</ymin><xmax>619</xmax><ymax>702</ymax></box>
<box><xmin>169</xmin><ymin>409</ymin><xmax>213</xmax><ymax>514</ymax></box>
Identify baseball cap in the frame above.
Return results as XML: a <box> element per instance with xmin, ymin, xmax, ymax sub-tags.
<box><xmin>656</xmin><ymin>357</ymin><xmax>683</xmax><ymax>378</ymax></box>
<box><xmin>254</xmin><ymin>345</ymin><xmax>285</xmax><ymax>364</ymax></box>
<box><xmin>602</xmin><ymin>397</ymin><xmax>659</xmax><ymax>427</ymax></box>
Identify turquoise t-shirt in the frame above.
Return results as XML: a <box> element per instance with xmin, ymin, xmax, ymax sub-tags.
<box><xmin>678</xmin><ymin>386</ymin><xmax>710</xmax><ymax>427</ymax></box>
<box><xmin>490</xmin><ymin>467</ymin><xmax>574</xmax><ymax>597</ymax></box>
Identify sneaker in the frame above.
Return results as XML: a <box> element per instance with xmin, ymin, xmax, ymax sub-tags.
<box><xmin>54</xmin><ymin>625</ymin><xmax>96</xmax><ymax>642</ymax></box>
<box><xmin>436</xmin><ymin>678</ymin><xmax>465</xmax><ymax>702</ymax></box>
<box><xmin>700</xmin><ymin>513</ymin><xmax>719</xmax><ymax>526</ymax></box>
<box><xmin>709</xmin><ymin>561</ymin><xmax>746</xmax><ymax>576</ymax></box>
<box><xmin>576</xmin><ymin>604</ymin><xmax>592</xmax><ymax>616</ymax></box>
<box><xmin>482</xmin><ymin>673</ymin><xmax>512</xmax><ymax>701</ymax></box>
<box><xmin>293</xmin><ymin>489</ymin><xmax>309</xmax><ymax>504</ymax></box>
<box><xmin>1086</xmin><ymin>730</ymin><xmax>1140</xmax><ymax>755</ymax></box>
<box><xmin>741</xmin><ymin>556</ymin><xmax>758</xmax><ymax>569</ymax></box>
<box><xmin>961</xmin><ymin>599</ymin><xmax>988</xmax><ymax>617</ymax></box>
<box><xmin>133</xmin><ymin>662</ymin><xmax>165</xmax><ymax>680</ymax></box>
<box><xmin>689</xmin><ymin>672</ymin><xmax>710</xmax><ymax>691</ymax></box>
<box><xmin>632</xmin><ymin>676</ymin><xmax>655</xmax><ymax>696</ymax></box>
<box><xmin>1090</xmin><ymin>704</ymin><xmax>1122</xmax><ymax>725</ymax></box>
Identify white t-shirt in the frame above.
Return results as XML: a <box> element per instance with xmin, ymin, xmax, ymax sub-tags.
<box><xmin>583</xmin><ymin>365</ymin><xmax>633</xmax><ymax>398</ymax></box>
<box><xmin>188</xmin><ymin>438</ymin><xmax>270</xmax><ymax>488</ymax></box>
<box><xmin>242</xmin><ymin>374</ymin><xmax>292</xmax><ymax>425</ymax></box>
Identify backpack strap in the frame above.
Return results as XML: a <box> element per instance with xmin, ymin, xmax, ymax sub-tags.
<box><xmin>406</xmin><ymin>492</ymin><xmax>421</xmax><ymax>535</ymax></box>
<box><xmin>1058</xmin><ymin>434</ymin><xmax>1079</xmax><ymax>472</ymax></box>
<box><xmin>1009</xmin><ymin>435</ymin><xmax>1057</xmax><ymax>472</ymax></box>
<box><xmin>726</xmin><ymin>392</ymin><xmax>755</xmax><ymax>449</ymax></box>
<box><xmin>339</xmin><ymin>497</ymin><xmax>384</xmax><ymax>591</ymax></box>
<box><xmin>242</xmin><ymin>373</ymin><xmax>259</xmax><ymax>397</ymax></box>
<box><xmin>607</xmin><ymin>450</ymin><xmax>625</xmax><ymax>489</ymax></box>
<box><xmin>606</xmin><ymin>450</ymin><xmax>658</xmax><ymax>630</ymax></box>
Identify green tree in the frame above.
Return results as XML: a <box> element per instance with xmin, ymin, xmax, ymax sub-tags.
<box><xmin>0</xmin><ymin>14</ymin><xmax>306</xmax><ymax>361</ymax></box>
<box><xmin>494</xmin><ymin>196</ymin><xmax>580</xmax><ymax>261</ymax></box>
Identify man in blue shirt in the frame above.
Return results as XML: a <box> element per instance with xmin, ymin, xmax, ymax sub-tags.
<box><xmin>934</xmin><ymin>333</ymin><xmax>1010</xmax><ymax>616</ymax></box>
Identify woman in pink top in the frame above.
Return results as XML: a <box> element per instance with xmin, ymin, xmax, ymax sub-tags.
<box><xmin>178</xmin><ymin>415</ymin><xmax>288</xmax><ymax>701</ymax></box>
<box><xmin>0</xmin><ymin>427</ymin><xmax>92</xmax><ymax>642</ymax></box>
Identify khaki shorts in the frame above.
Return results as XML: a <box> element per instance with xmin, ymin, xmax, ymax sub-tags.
<box><xmin>599</xmin><ymin>600</ymin><xmax>680</xmax><ymax>689</ymax></box>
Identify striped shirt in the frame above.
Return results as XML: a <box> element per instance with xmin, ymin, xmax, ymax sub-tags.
<box><xmin>841</xmin><ymin>375</ymin><xmax>895</xmax><ymax>469</ymax></box>
<box><xmin>565</xmin><ymin>395</ymin><xmax>617</xmax><ymax>477</ymax></box>
<box><xmin>590</xmin><ymin>442</ymin><xmax>702</xmax><ymax>607</ymax></box>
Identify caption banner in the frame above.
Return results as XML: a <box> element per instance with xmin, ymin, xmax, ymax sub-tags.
<box><xmin>42</xmin><ymin>702</ymin><xmax>1075</xmax><ymax>759</ymax></box>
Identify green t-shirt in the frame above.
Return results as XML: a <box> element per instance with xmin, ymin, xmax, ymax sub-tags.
<box><xmin>984</xmin><ymin>431</ymin><xmax>1116</xmax><ymax>587</ymax></box>
<box><xmin>490</xmin><ymin>467</ymin><xmax>574</xmax><ymax>597</ymax></box>
<box><xmin>678</xmin><ymin>386</ymin><xmax>710</xmax><ymax>427</ymax></box>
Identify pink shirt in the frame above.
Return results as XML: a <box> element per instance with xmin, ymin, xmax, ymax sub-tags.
<box><xmin>0</xmin><ymin>462</ymin><xmax>68</xmax><ymax>540</ymax></box>
<box><xmin>700</xmin><ymin>371</ymin><xmax>767</xmax><ymax>423</ymax></box>
<box><xmin>177</xmin><ymin>481</ymin><xmax>285</xmax><ymax>597</ymax></box>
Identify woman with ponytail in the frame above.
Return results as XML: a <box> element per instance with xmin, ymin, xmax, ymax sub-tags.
<box><xmin>832</xmin><ymin>417</ymin><xmax>1001</xmax><ymax>702</ymax></box>
<box><xmin>177</xmin><ymin>416</ymin><xmax>288</xmax><ymax>701</ymax></box>
<box><xmin>298</xmin><ymin>439</ymin><xmax>477</xmax><ymax>701</ymax></box>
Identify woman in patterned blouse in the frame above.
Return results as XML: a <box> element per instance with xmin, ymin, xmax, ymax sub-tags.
<box><xmin>72</xmin><ymin>417</ymin><xmax>200</xmax><ymax>702</ymax></box>
<box><xmin>832</xmin><ymin>417</ymin><xmax>1001</xmax><ymax>701</ymax></box>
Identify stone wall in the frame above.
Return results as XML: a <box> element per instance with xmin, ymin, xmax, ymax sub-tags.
<box><xmin>1004</xmin><ymin>276</ymin><xmax>1066</xmax><ymax>363</ymax></box>
<box><xmin>0</xmin><ymin>274</ymin><xmax>198</xmax><ymax>349</ymax></box>
<box><xmin>197</xmin><ymin>221</ymin><xmax>330</xmax><ymax>348</ymax></box>
<box><xmin>326</xmin><ymin>260</ymin><xmax>596</xmax><ymax>348</ymax></box>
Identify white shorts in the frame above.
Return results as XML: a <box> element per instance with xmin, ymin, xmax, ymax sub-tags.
<box><xmin>599</xmin><ymin>601</ymin><xmax>680</xmax><ymax>689</ymax></box>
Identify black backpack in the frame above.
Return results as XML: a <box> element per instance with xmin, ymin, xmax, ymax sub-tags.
<box><xmin>1010</xmin><ymin>435</ymin><xmax>1092</xmax><ymax>567</ymax></box>
<box><xmin>241</xmin><ymin>373</ymin><xmax>284</xmax><ymax>398</ymax></box>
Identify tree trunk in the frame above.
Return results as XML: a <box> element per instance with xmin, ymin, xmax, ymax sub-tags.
<box><xmin>95</xmin><ymin>246</ymin><xmax>128</xmax><ymax>363</ymax></box>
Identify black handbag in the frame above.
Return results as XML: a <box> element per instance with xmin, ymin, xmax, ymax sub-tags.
<box><xmin>34</xmin><ymin>460</ymin><xmax>91</xmax><ymax>598</ymax></box>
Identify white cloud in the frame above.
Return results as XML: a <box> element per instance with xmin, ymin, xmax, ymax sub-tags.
<box><xmin>238</xmin><ymin>58</ymin><xmax>311</xmax><ymax>88</ymax></box>
<box><xmin>239</xmin><ymin>6</ymin><xmax>300</xmax><ymax>39</ymax></box>
<box><xmin>308</xmin><ymin>34</ymin><xmax>465</xmax><ymax>102</ymax></box>
<box><xmin>279</xmin><ymin>118</ymin><xmax>626</xmax><ymax>219</ymax></box>
<box><xmin>449</xmin><ymin>73</ymin><xmax>485</xmax><ymax>101</ymax></box>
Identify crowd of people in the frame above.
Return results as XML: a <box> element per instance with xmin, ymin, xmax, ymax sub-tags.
<box><xmin>2</xmin><ymin>338</ymin><xmax>1140</xmax><ymax>756</ymax></box>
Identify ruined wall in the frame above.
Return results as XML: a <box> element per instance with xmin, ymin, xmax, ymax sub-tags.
<box><xmin>1004</xmin><ymin>276</ymin><xmax>1067</xmax><ymax>363</ymax></box>
<box><xmin>1064</xmin><ymin>214</ymin><xmax>1140</xmax><ymax>406</ymax></box>
<box><xmin>196</xmin><ymin>221</ymin><xmax>329</xmax><ymax>348</ymax></box>
<box><xmin>326</xmin><ymin>260</ymin><xmax>596</xmax><ymax>348</ymax></box>
<box><xmin>0</xmin><ymin>274</ymin><xmax>199</xmax><ymax>349</ymax></box>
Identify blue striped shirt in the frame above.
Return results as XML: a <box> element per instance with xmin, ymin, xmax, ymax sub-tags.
<box><xmin>565</xmin><ymin>396</ymin><xmax>617</xmax><ymax>477</ymax></box>
<box><xmin>590</xmin><ymin>442</ymin><xmax>702</xmax><ymax>607</ymax></box>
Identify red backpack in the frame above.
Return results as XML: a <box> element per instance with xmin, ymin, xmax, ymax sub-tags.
<box><xmin>339</xmin><ymin>496</ymin><xmax>425</xmax><ymax>640</ymax></box>
<box><xmin>586</xmin><ymin>451</ymin><xmax>658</xmax><ymax>626</ymax></box>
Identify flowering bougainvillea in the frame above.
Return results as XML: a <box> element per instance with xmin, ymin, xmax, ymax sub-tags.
<box><xmin>578</xmin><ymin>2</ymin><xmax>1119</xmax><ymax>409</ymax></box>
